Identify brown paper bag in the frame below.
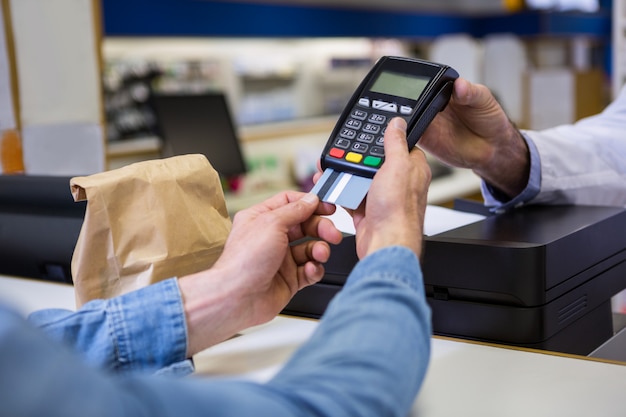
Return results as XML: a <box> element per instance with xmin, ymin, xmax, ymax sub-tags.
<box><xmin>70</xmin><ymin>154</ymin><xmax>232</xmax><ymax>306</ymax></box>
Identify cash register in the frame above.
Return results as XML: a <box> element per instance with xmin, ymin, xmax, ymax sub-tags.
<box><xmin>0</xmin><ymin>175</ymin><xmax>84</xmax><ymax>284</ymax></box>
<box><xmin>283</xmin><ymin>204</ymin><xmax>626</xmax><ymax>355</ymax></box>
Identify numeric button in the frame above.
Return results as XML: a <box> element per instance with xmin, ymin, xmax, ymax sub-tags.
<box><xmin>351</xmin><ymin>142</ymin><xmax>369</xmax><ymax>153</ymax></box>
<box><xmin>368</xmin><ymin>114</ymin><xmax>386</xmax><ymax>124</ymax></box>
<box><xmin>351</xmin><ymin>109</ymin><xmax>367</xmax><ymax>120</ymax></box>
<box><xmin>345</xmin><ymin>119</ymin><xmax>362</xmax><ymax>129</ymax></box>
<box><xmin>356</xmin><ymin>133</ymin><xmax>375</xmax><ymax>143</ymax></box>
<box><xmin>340</xmin><ymin>128</ymin><xmax>357</xmax><ymax>140</ymax></box>
<box><xmin>362</xmin><ymin>123</ymin><xmax>380</xmax><ymax>134</ymax></box>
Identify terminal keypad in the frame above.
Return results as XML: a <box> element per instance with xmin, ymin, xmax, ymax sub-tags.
<box><xmin>328</xmin><ymin>98</ymin><xmax>412</xmax><ymax>169</ymax></box>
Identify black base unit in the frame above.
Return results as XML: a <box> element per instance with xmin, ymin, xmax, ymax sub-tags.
<box><xmin>0</xmin><ymin>175</ymin><xmax>84</xmax><ymax>284</ymax></box>
<box><xmin>283</xmin><ymin>205</ymin><xmax>626</xmax><ymax>356</ymax></box>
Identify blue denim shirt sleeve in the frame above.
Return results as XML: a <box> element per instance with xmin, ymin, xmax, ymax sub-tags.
<box><xmin>263</xmin><ymin>245</ymin><xmax>432</xmax><ymax>416</ymax></box>
<box><xmin>481</xmin><ymin>131</ymin><xmax>541</xmax><ymax>213</ymax></box>
<box><xmin>28</xmin><ymin>277</ymin><xmax>193</xmax><ymax>376</ymax></box>
<box><xmin>0</xmin><ymin>246</ymin><xmax>431</xmax><ymax>417</ymax></box>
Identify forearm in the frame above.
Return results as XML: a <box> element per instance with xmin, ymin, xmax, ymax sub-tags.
<box><xmin>178</xmin><ymin>265</ymin><xmax>262</xmax><ymax>357</ymax></box>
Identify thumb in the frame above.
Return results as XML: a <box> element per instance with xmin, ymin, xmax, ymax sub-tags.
<box><xmin>271</xmin><ymin>192</ymin><xmax>320</xmax><ymax>228</ymax></box>
<box><xmin>383</xmin><ymin>117</ymin><xmax>409</xmax><ymax>157</ymax></box>
<box><xmin>452</xmin><ymin>77</ymin><xmax>472</xmax><ymax>106</ymax></box>
<box><xmin>300</xmin><ymin>192</ymin><xmax>320</xmax><ymax>206</ymax></box>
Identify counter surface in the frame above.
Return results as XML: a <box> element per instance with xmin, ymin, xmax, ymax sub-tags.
<box><xmin>1</xmin><ymin>275</ymin><xmax>625</xmax><ymax>416</ymax></box>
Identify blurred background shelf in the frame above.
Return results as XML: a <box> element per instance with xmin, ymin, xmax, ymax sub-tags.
<box><xmin>101</xmin><ymin>0</ymin><xmax>611</xmax><ymax>39</ymax></box>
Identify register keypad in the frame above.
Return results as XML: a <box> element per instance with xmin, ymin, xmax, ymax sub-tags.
<box><xmin>329</xmin><ymin>100</ymin><xmax>412</xmax><ymax>169</ymax></box>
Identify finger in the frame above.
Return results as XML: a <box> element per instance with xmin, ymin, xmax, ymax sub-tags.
<box><xmin>255</xmin><ymin>193</ymin><xmax>320</xmax><ymax>236</ymax></box>
<box><xmin>257</xmin><ymin>190</ymin><xmax>307</xmax><ymax>211</ymax></box>
<box><xmin>451</xmin><ymin>77</ymin><xmax>472</xmax><ymax>105</ymax></box>
<box><xmin>383</xmin><ymin>117</ymin><xmax>409</xmax><ymax>159</ymax></box>
<box><xmin>291</xmin><ymin>241</ymin><xmax>331</xmax><ymax>288</ymax></box>
<box><xmin>273</xmin><ymin>198</ymin><xmax>339</xmax><ymax>249</ymax></box>
<box><xmin>295</xmin><ymin>215</ymin><xmax>342</xmax><ymax>243</ymax></box>
<box><xmin>292</xmin><ymin>261</ymin><xmax>325</xmax><ymax>291</ymax></box>
<box><xmin>291</xmin><ymin>239</ymin><xmax>331</xmax><ymax>266</ymax></box>
<box><xmin>301</xmin><ymin>261</ymin><xmax>325</xmax><ymax>287</ymax></box>
<box><xmin>454</xmin><ymin>78</ymin><xmax>496</xmax><ymax>112</ymax></box>
<box><xmin>253</xmin><ymin>190</ymin><xmax>333</xmax><ymax>223</ymax></box>
<box><xmin>277</xmin><ymin>190</ymin><xmax>336</xmax><ymax>216</ymax></box>
<box><xmin>315</xmin><ymin>201</ymin><xmax>338</xmax><ymax>216</ymax></box>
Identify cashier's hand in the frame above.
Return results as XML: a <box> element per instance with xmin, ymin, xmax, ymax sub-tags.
<box><xmin>352</xmin><ymin>117</ymin><xmax>431</xmax><ymax>259</ymax></box>
<box><xmin>419</xmin><ymin>77</ymin><xmax>530</xmax><ymax>198</ymax></box>
<box><xmin>179</xmin><ymin>191</ymin><xmax>342</xmax><ymax>356</ymax></box>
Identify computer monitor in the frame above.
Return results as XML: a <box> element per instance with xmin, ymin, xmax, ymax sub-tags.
<box><xmin>151</xmin><ymin>92</ymin><xmax>247</xmax><ymax>178</ymax></box>
<box><xmin>0</xmin><ymin>175</ymin><xmax>85</xmax><ymax>284</ymax></box>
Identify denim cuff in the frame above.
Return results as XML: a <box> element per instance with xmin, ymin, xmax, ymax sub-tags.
<box><xmin>346</xmin><ymin>246</ymin><xmax>423</xmax><ymax>294</ymax></box>
<box><xmin>108</xmin><ymin>278</ymin><xmax>189</xmax><ymax>374</ymax></box>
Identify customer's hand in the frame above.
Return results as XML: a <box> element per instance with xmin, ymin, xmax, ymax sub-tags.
<box><xmin>351</xmin><ymin>117</ymin><xmax>431</xmax><ymax>259</ymax></box>
<box><xmin>179</xmin><ymin>191</ymin><xmax>342</xmax><ymax>355</ymax></box>
<box><xmin>419</xmin><ymin>77</ymin><xmax>530</xmax><ymax>198</ymax></box>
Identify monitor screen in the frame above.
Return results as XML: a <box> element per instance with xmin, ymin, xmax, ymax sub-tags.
<box><xmin>0</xmin><ymin>175</ymin><xmax>85</xmax><ymax>284</ymax></box>
<box><xmin>151</xmin><ymin>93</ymin><xmax>247</xmax><ymax>178</ymax></box>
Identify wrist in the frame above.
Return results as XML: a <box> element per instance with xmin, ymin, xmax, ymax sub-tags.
<box><xmin>178</xmin><ymin>267</ymin><xmax>251</xmax><ymax>356</ymax></box>
<box><xmin>473</xmin><ymin>121</ymin><xmax>530</xmax><ymax>198</ymax></box>
<box><xmin>366</xmin><ymin>221</ymin><xmax>424</xmax><ymax>259</ymax></box>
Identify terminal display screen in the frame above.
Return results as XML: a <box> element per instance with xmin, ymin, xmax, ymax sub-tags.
<box><xmin>369</xmin><ymin>71</ymin><xmax>431</xmax><ymax>101</ymax></box>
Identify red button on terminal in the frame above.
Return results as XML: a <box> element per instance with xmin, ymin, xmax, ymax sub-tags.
<box><xmin>329</xmin><ymin>148</ymin><xmax>345</xmax><ymax>158</ymax></box>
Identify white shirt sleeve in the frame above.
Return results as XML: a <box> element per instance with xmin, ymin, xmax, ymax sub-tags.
<box><xmin>525</xmin><ymin>87</ymin><xmax>626</xmax><ymax>206</ymax></box>
<box><xmin>522</xmin><ymin>85</ymin><xmax>626</xmax><ymax>207</ymax></box>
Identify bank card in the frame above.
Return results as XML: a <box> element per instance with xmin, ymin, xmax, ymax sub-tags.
<box><xmin>310</xmin><ymin>167</ymin><xmax>372</xmax><ymax>210</ymax></box>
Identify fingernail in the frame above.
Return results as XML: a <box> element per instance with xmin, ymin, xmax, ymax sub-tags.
<box><xmin>391</xmin><ymin>117</ymin><xmax>407</xmax><ymax>130</ymax></box>
<box><xmin>302</xmin><ymin>193</ymin><xmax>319</xmax><ymax>204</ymax></box>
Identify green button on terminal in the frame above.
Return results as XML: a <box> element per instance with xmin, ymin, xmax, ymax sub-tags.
<box><xmin>363</xmin><ymin>156</ymin><xmax>382</xmax><ymax>167</ymax></box>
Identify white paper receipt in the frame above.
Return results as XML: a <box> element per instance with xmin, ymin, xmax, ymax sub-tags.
<box><xmin>325</xmin><ymin>204</ymin><xmax>486</xmax><ymax>236</ymax></box>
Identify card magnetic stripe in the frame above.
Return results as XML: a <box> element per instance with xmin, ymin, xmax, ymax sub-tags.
<box><xmin>312</xmin><ymin>168</ymin><xmax>341</xmax><ymax>201</ymax></box>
